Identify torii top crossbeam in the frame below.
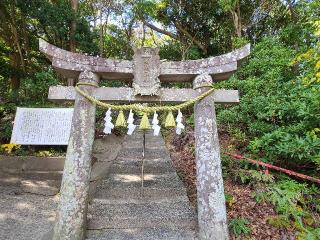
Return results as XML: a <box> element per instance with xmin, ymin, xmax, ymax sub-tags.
<box><xmin>39</xmin><ymin>39</ymin><xmax>250</xmax><ymax>103</ymax></box>
<box><xmin>40</xmin><ymin>39</ymin><xmax>249</xmax><ymax>82</ymax></box>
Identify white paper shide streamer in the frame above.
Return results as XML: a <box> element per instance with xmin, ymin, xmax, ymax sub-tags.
<box><xmin>175</xmin><ymin>110</ymin><xmax>185</xmax><ymax>135</ymax></box>
<box><xmin>103</xmin><ymin>108</ymin><xmax>114</xmax><ymax>134</ymax></box>
<box><xmin>152</xmin><ymin>112</ymin><xmax>161</xmax><ymax>136</ymax></box>
<box><xmin>127</xmin><ymin>109</ymin><xmax>136</xmax><ymax>135</ymax></box>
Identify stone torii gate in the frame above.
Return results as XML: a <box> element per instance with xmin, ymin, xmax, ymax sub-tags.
<box><xmin>39</xmin><ymin>39</ymin><xmax>250</xmax><ymax>240</ymax></box>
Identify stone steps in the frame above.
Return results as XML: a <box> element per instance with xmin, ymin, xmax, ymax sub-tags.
<box><xmin>92</xmin><ymin>195</ymin><xmax>189</xmax><ymax>204</ymax></box>
<box><xmin>0</xmin><ymin>171</ymin><xmax>62</xmax><ymax>194</ymax></box>
<box><xmin>117</xmin><ymin>148</ymin><xmax>169</xmax><ymax>158</ymax></box>
<box><xmin>87</xmin><ymin>130</ymin><xmax>198</xmax><ymax>239</ymax></box>
<box><xmin>94</xmin><ymin>186</ymin><xmax>188</xmax><ymax>201</ymax></box>
<box><xmin>123</xmin><ymin>137</ymin><xmax>166</xmax><ymax>148</ymax></box>
<box><xmin>87</xmin><ymin>227</ymin><xmax>197</xmax><ymax>240</ymax></box>
<box><xmin>88</xmin><ymin>200</ymin><xmax>196</xmax><ymax>229</ymax></box>
<box><xmin>98</xmin><ymin>172</ymin><xmax>184</xmax><ymax>189</ymax></box>
<box><xmin>109</xmin><ymin>163</ymin><xmax>176</xmax><ymax>174</ymax></box>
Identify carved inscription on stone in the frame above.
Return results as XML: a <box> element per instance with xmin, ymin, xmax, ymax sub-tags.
<box><xmin>132</xmin><ymin>47</ymin><xmax>161</xmax><ymax>96</ymax></box>
<box><xmin>10</xmin><ymin>108</ymin><xmax>74</xmax><ymax>145</ymax></box>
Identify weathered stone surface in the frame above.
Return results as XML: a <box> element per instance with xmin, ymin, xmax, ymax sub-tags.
<box><xmin>10</xmin><ymin>107</ymin><xmax>73</xmax><ymax>145</ymax></box>
<box><xmin>160</xmin><ymin>62</ymin><xmax>237</xmax><ymax>82</ymax></box>
<box><xmin>193</xmin><ymin>74</ymin><xmax>229</xmax><ymax>240</ymax></box>
<box><xmin>21</xmin><ymin>179</ymin><xmax>60</xmax><ymax>196</ymax></box>
<box><xmin>0</xmin><ymin>191</ymin><xmax>59</xmax><ymax>240</ymax></box>
<box><xmin>94</xmin><ymin>186</ymin><xmax>187</xmax><ymax>201</ymax></box>
<box><xmin>132</xmin><ymin>47</ymin><xmax>161</xmax><ymax>95</ymax></box>
<box><xmin>23</xmin><ymin>157</ymin><xmax>65</xmax><ymax>171</ymax></box>
<box><xmin>39</xmin><ymin>39</ymin><xmax>133</xmax><ymax>80</ymax></box>
<box><xmin>39</xmin><ymin>39</ymin><xmax>250</xmax><ymax>82</ymax></box>
<box><xmin>99</xmin><ymin>172</ymin><xmax>184</xmax><ymax>189</ymax></box>
<box><xmin>0</xmin><ymin>168</ymin><xmax>60</xmax><ymax>240</ymax></box>
<box><xmin>87</xmin><ymin>227</ymin><xmax>197</xmax><ymax>240</ymax></box>
<box><xmin>89</xmin><ymin>135</ymin><xmax>125</xmax><ymax>201</ymax></box>
<box><xmin>117</xmin><ymin>147</ymin><xmax>168</xmax><ymax>159</ymax></box>
<box><xmin>88</xmin><ymin>200</ymin><xmax>196</xmax><ymax>229</ymax></box>
<box><xmin>109</xmin><ymin>162</ymin><xmax>175</xmax><ymax>174</ymax></box>
<box><xmin>114</xmin><ymin>156</ymin><xmax>173</xmax><ymax>166</ymax></box>
<box><xmin>52</xmin><ymin>70</ymin><xmax>99</xmax><ymax>240</ymax></box>
<box><xmin>48</xmin><ymin>86</ymin><xmax>239</xmax><ymax>104</ymax></box>
<box><xmin>0</xmin><ymin>156</ymin><xmax>24</xmax><ymax>173</ymax></box>
<box><xmin>92</xmin><ymin>135</ymin><xmax>124</xmax><ymax>157</ymax></box>
<box><xmin>89</xmin><ymin>162</ymin><xmax>111</xmax><ymax>182</ymax></box>
<box><xmin>0</xmin><ymin>156</ymin><xmax>65</xmax><ymax>172</ymax></box>
<box><xmin>161</xmin><ymin>44</ymin><xmax>250</xmax><ymax>79</ymax></box>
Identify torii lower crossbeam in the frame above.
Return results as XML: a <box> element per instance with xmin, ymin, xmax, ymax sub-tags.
<box><xmin>48</xmin><ymin>86</ymin><xmax>239</xmax><ymax>104</ymax></box>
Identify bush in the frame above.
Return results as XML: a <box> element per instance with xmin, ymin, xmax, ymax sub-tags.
<box><xmin>217</xmin><ymin>37</ymin><xmax>320</xmax><ymax>170</ymax></box>
<box><xmin>254</xmin><ymin>179</ymin><xmax>320</xmax><ymax>238</ymax></box>
<box><xmin>0</xmin><ymin>69</ymin><xmax>61</xmax><ymax>144</ymax></box>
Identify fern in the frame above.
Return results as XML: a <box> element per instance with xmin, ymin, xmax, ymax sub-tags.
<box><xmin>229</xmin><ymin>218</ymin><xmax>251</xmax><ymax>237</ymax></box>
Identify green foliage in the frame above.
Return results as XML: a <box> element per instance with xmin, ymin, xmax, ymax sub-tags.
<box><xmin>231</xmin><ymin>36</ymin><xmax>249</xmax><ymax>49</ymax></box>
<box><xmin>185</xmin><ymin>113</ymin><xmax>195</xmax><ymax>128</ymax></box>
<box><xmin>217</xmin><ymin>37</ymin><xmax>320</xmax><ymax>168</ymax></box>
<box><xmin>255</xmin><ymin>179</ymin><xmax>306</xmax><ymax>217</ymax></box>
<box><xmin>102</xmin><ymin>24</ymin><xmax>133</xmax><ymax>60</ymax></box>
<box><xmin>298</xmin><ymin>228</ymin><xmax>320</xmax><ymax>240</ymax></box>
<box><xmin>0</xmin><ymin>39</ymin><xmax>12</xmax><ymax>85</ymax></box>
<box><xmin>159</xmin><ymin>40</ymin><xmax>183</xmax><ymax>60</ymax></box>
<box><xmin>250</xmin><ymin>129</ymin><xmax>320</xmax><ymax>166</ymax></box>
<box><xmin>0</xmin><ymin>70</ymin><xmax>60</xmax><ymax>143</ymax></box>
<box><xmin>17</xmin><ymin>0</ymin><xmax>98</xmax><ymax>53</ymax></box>
<box><xmin>225</xmin><ymin>192</ymin><xmax>236</xmax><ymax>208</ymax></box>
<box><xmin>221</xmin><ymin>154</ymin><xmax>274</xmax><ymax>185</ymax></box>
<box><xmin>229</xmin><ymin>217</ymin><xmax>251</xmax><ymax>237</ymax></box>
<box><xmin>225</xmin><ymin>192</ymin><xmax>234</xmax><ymax>203</ymax></box>
<box><xmin>233</xmin><ymin>169</ymin><xmax>274</xmax><ymax>185</ymax></box>
<box><xmin>254</xmin><ymin>179</ymin><xmax>320</xmax><ymax>236</ymax></box>
<box><xmin>19</xmin><ymin>70</ymin><xmax>60</xmax><ymax>105</ymax></box>
<box><xmin>267</xmin><ymin>215</ymin><xmax>292</xmax><ymax>229</ymax></box>
<box><xmin>0</xmin><ymin>117</ymin><xmax>14</xmax><ymax>143</ymax></box>
<box><xmin>219</xmin><ymin>0</ymin><xmax>238</xmax><ymax>11</ymax></box>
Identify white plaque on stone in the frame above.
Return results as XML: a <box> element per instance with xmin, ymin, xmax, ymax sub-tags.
<box><xmin>10</xmin><ymin>108</ymin><xmax>74</xmax><ymax>145</ymax></box>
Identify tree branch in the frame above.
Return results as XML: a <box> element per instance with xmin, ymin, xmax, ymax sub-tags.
<box><xmin>142</xmin><ymin>20</ymin><xmax>179</xmax><ymax>40</ymax></box>
<box><xmin>175</xmin><ymin>21</ymin><xmax>207</xmax><ymax>54</ymax></box>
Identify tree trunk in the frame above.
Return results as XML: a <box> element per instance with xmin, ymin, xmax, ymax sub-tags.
<box><xmin>230</xmin><ymin>10</ymin><xmax>241</xmax><ymax>38</ymax></box>
<box><xmin>70</xmin><ymin>0</ymin><xmax>79</xmax><ymax>52</ymax></box>
<box><xmin>10</xmin><ymin>51</ymin><xmax>21</xmax><ymax>99</ymax></box>
<box><xmin>10</xmin><ymin>4</ymin><xmax>25</xmax><ymax>72</ymax></box>
<box><xmin>229</xmin><ymin>1</ymin><xmax>242</xmax><ymax>38</ymax></box>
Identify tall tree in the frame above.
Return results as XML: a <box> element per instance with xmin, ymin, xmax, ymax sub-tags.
<box><xmin>0</xmin><ymin>0</ymin><xmax>26</xmax><ymax>93</ymax></box>
<box><xmin>219</xmin><ymin>0</ymin><xmax>242</xmax><ymax>37</ymax></box>
<box><xmin>70</xmin><ymin>0</ymin><xmax>79</xmax><ymax>52</ymax></box>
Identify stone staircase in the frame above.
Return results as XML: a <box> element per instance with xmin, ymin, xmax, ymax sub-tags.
<box><xmin>87</xmin><ymin>130</ymin><xmax>198</xmax><ymax>240</ymax></box>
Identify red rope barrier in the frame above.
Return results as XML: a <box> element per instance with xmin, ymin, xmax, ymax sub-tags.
<box><xmin>224</xmin><ymin>152</ymin><xmax>320</xmax><ymax>185</ymax></box>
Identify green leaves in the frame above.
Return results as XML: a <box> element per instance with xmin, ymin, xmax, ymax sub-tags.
<box><xmin>218</xmin><ymin>0</ymin><xmax>238</xmax><ymax>12</ymax></box>
<box><xmin>217</xmin><ymin>37</ymin><xmax>320</xmax><ymax>168</ymax></box>
<box><xmin>228</xmin><ymin>217</ymin><xmax>251</xmax><ymax>237</ymax></box>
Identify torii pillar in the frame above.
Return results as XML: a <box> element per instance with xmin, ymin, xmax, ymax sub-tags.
<box><xmin>39</xmin><ymin>39</ymin><xmax>250</xmax><ymax>240</ymax></box>
<box><xmin>194</xmin><ymin>74</ymin><xmax>228</xmax><ymax>239</ymax></box>
<box><xmin>52</xmin><ymin>71</ymin><xmax>99</xmax><ymax>240</ymax></box>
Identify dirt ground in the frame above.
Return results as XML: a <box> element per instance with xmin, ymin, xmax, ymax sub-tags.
<box><xmin>165</xmin><ymin>128</ymin><xmax>297</xmax><ymax>240</ymax></box>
